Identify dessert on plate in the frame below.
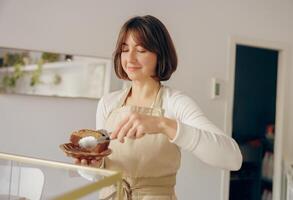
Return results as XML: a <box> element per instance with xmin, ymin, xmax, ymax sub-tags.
<box><xmin>60</xmin><ymin>129</ymin><xmax>111</xmax><ymax>160</ymax></box>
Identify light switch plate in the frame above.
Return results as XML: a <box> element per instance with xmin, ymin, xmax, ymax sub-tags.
<box><xmin>211</xmin><ymin>78</ymin><xmax>225</xmax><ymax>99</ymax></box>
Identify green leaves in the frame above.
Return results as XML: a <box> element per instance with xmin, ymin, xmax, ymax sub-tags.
<box><xmin>2</xmin><ymin>63</ymin><xmax>24</xmax><ymax>87</ymax></box>
<box><xmin>30</xmin><ymin>60</ymin><xmax>43</xmax><ymax>86</ymax></box>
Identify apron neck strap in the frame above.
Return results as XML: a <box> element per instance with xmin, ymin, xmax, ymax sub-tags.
<box><xmin>118</xmin><ymin>84</ymin><xmax>163</xmax><ymax>109</ymax></box>
<box><xmin>150</xmin><ymin>85</ymin><xmax>163</xmax><ymax>108</ymax></box>
<box><xmin>118</xmin><ymin>86</ymin><xmax>132</xmax><ymax>108</ymax></box>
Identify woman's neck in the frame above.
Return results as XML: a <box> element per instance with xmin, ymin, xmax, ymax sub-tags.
<box><xmin>126</xmin><ymin>80</ymin><xmax>161</xmax><ymax>107</ymax></box>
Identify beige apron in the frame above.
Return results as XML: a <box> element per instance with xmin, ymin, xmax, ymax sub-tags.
<box><xmin>102</xmin><ymin>86</ymin><xmax>181</xmax><ymax>200</ymax></box>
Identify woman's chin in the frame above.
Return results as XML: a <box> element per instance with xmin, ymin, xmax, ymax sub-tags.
<box><xmin>128</xmin><ymin>77</ymin><xmax>140</xmax><ymax>81</ymax></box>
<box><xmin>126</xmin><ymin>73</ymin><xmax>141</xmax><ymax>81</ymax></box>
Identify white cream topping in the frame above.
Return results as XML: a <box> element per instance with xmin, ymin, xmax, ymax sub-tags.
<box><xmin>78</xmin><ymin>136</ymin><xmax>98</xmax><ymax>149</ymax></box>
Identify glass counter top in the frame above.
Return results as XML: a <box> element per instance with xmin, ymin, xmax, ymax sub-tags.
<box><xmin>0</xmin><ymin>152</ymin><xmax>123</xmax><ymax>200</ymax></box>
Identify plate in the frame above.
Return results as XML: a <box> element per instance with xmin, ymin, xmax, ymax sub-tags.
<box><xmin>60</xmin><ymin>143</ymin><xmax>112</xmax><ymax>160</ymax></box>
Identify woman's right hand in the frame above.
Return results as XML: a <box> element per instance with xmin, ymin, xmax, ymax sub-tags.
<box><xmin>74</xmin><ymin>157</ymin><xmax>103</xmax><ymax>167</ymax></box>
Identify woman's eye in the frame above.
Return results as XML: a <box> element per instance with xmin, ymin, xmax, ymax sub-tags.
<box><xmin>121</xmin><ymin>48</ymin><xmax>129</xmax><ymax>52</ymax></box>
<box><xmin>137</xmin><ymin>49</ymin><xmax>146</xmax><ymax>53</ymax></box>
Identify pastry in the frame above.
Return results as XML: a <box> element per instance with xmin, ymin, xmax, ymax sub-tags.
<box><xmin>70</xmin><ymin>129</ymin><xmax>110</xmax><ymax>153</ymax></box>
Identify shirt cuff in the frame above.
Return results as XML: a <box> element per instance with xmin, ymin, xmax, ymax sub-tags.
<box><xmin>77</xmin><ymin>168</ymin><xmax>103</xmax><ymax>182</ymax></box>
<box><xmin>77</xmin><ymin>158</ymin><xmax>105</xmax><ymax>182</ymax></box>
<box><xmin>170</xmin><ymin>120</ymin><xmax>201</xmax><ymax>151</ymax></box>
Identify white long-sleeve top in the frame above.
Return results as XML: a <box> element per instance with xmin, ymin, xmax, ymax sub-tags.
<box><xmin>96</xmin><ymin>85</ymin><xmax>242</xmax><ymax>171</ymax></box>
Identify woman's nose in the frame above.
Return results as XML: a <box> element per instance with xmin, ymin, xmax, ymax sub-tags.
<box><xmin>127</xmin><ymin>50</ymin><xmax>137</xmax><ymax>63</ymax></box>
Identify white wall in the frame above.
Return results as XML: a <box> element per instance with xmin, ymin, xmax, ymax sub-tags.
<box><xmin>0</xmin><ymin>0</ymin><xmax>292</xmax><ymax>199</ymax></box>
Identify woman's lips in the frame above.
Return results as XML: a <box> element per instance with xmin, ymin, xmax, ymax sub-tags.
<box><xmin>127</xmin><ymin>67</ymin><xmax>141</xmax><ymax>72</ymax></box>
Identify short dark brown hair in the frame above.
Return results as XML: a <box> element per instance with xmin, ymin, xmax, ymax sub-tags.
<box><xmin>113</xmin><ymin>15</ymin><xmax>177</xmax><ymax>81</ymax></box>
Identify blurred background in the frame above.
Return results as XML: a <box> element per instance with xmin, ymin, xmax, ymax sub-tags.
<box><xmin>0</xmin><ymin>1</ymin><xmax>292</xmax><ymax>199</ymax></box>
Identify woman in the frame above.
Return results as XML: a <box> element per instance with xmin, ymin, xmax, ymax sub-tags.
<box><xmin>76</xmin><ymin>15</ymin><xmax>242</xmax><ymax>200</ymax></box>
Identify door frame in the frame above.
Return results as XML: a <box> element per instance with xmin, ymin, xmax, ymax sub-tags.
<box><xmin>221</xmin><ymin>36</ymin><xmax>289</xmax><ymax>200</ymax></box>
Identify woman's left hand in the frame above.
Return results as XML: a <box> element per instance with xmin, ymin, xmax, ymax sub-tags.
<box><xmin>110</xmin><ymin>112</ymin><xmax>177</xmax><ymax>143</ymax></box>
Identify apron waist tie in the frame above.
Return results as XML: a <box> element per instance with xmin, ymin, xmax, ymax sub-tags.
<box><xmin>121</xmin><ymin>174</ymin><xmax>176</xmax><ymax>200</ymax></box>
<box><xmin>122</xmin><ymin>179</ymin><xmax>133</xmax><ymax>200</ymax></box>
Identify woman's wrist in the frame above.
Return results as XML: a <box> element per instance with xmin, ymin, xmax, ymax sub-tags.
<box><xmin>158</xmin><ymin>117</ymin><xmax>177</xmax><ymax>140</ymax></box>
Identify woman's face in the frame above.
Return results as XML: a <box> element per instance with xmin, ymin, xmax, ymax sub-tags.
<box><xmin>121</xmin><ymin>33</ymin><xmax>157</xmax><ymax>81</ymax></box>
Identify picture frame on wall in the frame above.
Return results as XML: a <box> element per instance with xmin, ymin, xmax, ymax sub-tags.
<box><xmin>0</xmin><ymin>47</ymin><xmax>112</xmax><ymax>99</ymax></box>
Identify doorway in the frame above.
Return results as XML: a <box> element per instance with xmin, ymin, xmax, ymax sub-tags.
<box><xmin>229</xmin><ymin>45</ymin><xmax>278</xmax><ymax>200</ymax></box>
<box><xmin>223</xmin><ymin>37</ymin><xmax>288</xmax><ymax>200</ymax></box>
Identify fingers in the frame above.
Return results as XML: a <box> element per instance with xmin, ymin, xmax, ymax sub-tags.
<box><xmin>110</xmin><ymin>115</ymin><xmax>130</xmax><ymax>140</ymax></box>
<box><xmin>81</xmin><ymin>159</ymin><xmax>88</xmax><ymax>165</ymax></box>
<box><xmin>90</xmin><ymin>159</ymin><xmax>103</xmax><ymax>167</ymax></box>
<box><xmin>91</xmin><ymin>159</ymin><xmax>98</xmax><ymax>165</ymax></box>
<box><xmin>74</xmin><ymin>158</ymin><xmax>81</xmax><ymax>164</ymax></box>
<box><xmin>74</xmin><ymin>158</ymin><xmax>102</xmax><ymax>167</ymax></box>
<box><xmin>136</xmin><ymin>126</ymin><xmax>145</xmax><ymax>138</ymax></box>
<box><xmin>73</xmin><ymin>158</ymin><xmax>88</xmax><ymax>165</ymax></box>
<box><xmin>111</xmin><ymin>112</ymin><xmax>148</xmax><ymax>142</ymax></box>
<box><xmin>126</xmin><ymin>127</ymin><xmax>137</xmax><ymax>139</ymax></box>
<box><xmin>117</xmin><ymin>121</ymin><xmax>133</xmax><ymax>143</ymax></box>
